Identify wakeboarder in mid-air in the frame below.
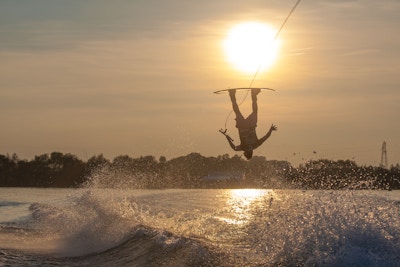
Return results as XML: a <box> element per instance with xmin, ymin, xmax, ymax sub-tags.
<box><xmin>221</xmin><ymin>88</ymin><xmax>277</xmax><ymax>160</ymax></box>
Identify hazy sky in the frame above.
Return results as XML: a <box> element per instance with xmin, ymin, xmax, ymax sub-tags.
<box><xmin>1</xmin><ymin>0</ymin><xmax>399</xmax><ymax>166</ymax></box>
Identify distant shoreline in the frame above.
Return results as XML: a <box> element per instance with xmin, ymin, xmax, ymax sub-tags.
<box><xmin>1</xmin><ymin>152</ymin><xmax>399</xmax><ymax>190</ymax></box>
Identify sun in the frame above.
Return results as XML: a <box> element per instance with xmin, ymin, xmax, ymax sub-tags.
<box><xmin>223</xmin><ymin>22</ymin><xmax>280</xmax><ymax>74</ymax></box>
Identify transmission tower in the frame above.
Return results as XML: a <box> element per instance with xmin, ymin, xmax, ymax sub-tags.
<box><xmin>380</xmin><ymin>141</ymin><xmax>388</xmax><ymax>168</ymax></box>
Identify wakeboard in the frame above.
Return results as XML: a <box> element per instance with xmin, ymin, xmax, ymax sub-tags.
<box><xmin>213</xmin><ymin>87</ymin><xmax>276</xmax><ymax>94</ymax></box>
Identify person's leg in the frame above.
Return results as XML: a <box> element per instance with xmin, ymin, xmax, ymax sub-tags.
<box><xmin>229</xmin><ymin>89</ymin><xmax>245</xmax><ymax>128</ymax></box>
<box><xmin>229</xmin><ymin>89</ymin><xmax>241</xmax><ymax>116</ymax></box>
<box><xmin>251</xmin><ymin>88</ymin><xmax>260</xmax><ymax>115</ymax></box>
<box><xmin>247</xmin><ymin>88</ymin><xmax>260</xmax><ymax>126</ymax></box>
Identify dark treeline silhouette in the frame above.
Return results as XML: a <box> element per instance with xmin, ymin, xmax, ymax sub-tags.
<box><xmin>0</xmin><ymin>152</ymin><xmax>399</xmax><ymax>189</ymax></box>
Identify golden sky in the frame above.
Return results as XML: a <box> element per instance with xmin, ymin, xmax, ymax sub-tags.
<box><xmin>1</xmin><ymin>0</ymin><xmax>399</xmax><ymax>166</ymax></box>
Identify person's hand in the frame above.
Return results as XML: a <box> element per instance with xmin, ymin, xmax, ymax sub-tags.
<box><xmin>270</xmin><ymin>124</ymin><xmax>277</xmax><ymax>131</ymax></box>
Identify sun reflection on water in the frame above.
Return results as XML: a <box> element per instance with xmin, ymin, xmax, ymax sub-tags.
<box><xmin>217</xmin><ymin>189</ymin><xmax>271</xmax><ymax>225</ymax></box>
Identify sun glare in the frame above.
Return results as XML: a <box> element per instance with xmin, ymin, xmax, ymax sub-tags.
<box><xmin>223</xmin><ymin>22</ymin><xmax>280</xmax><ymax>74</ymax></box>
<box><xmin>218</xmin><ymin>189</ymin><xmax>270</xmax><ymax>225</ymax></box>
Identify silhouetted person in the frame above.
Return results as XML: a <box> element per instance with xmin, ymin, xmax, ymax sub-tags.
<box><xmin>224</xmin><ymin>88</ymin><xmax>277</xmax><ymax>160</ymax></box>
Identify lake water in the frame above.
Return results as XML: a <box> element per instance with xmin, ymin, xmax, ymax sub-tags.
<box><xmin>1</xmin><ymin>187</ymin><xmax>399</xmax><ymax>266</ymax></box>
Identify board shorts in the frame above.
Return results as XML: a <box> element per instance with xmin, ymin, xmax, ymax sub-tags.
<box><xmin>235</xmin><ymin>112</ymin><xmax>257</xmax><ymax>129</ymax></box>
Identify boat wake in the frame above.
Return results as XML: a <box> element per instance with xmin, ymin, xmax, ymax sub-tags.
<box><xmin>0</xmin><ymin>188</ymin><xmax>399</xmax><ymax>266</ymax></box>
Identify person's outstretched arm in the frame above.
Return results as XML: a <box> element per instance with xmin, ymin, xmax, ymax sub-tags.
<box><xmin>226</xmin><ymin>135</ymin><xmax>241</xmax><ymax>151</ymax></box>
<box><xmin>256</xmin><ymin>124</ymin><xmax>277</xmax><ymax>148</ymax></box>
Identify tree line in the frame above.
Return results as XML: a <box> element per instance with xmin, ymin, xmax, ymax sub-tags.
<box><xmin>0</xmin><ymin>152</ymin><xmax>399</xmax><ymax>189</ymax></box>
